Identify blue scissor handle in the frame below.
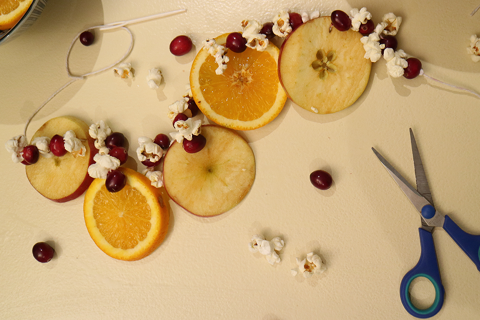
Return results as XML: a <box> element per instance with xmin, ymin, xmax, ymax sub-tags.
<box><xmin>400</xmin><ymin>228</ymin><xmax>445</xmax><ymax>318</ymax></box>
<box><xmin>443</xmin><ymin>215</ymin><xmax>480</xmax><ymax>272</ymax></box>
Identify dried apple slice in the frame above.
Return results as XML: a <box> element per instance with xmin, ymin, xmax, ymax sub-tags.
<box><xmin>163</xmin><ymin>125</ymin><xmax>255</xmax><ymax>217</ymax></box>
<box><xmin>26</xmin><ymin>116</ymin><xmax>97</xmax><ymax>202</ymax></box>
<box><xmin>278</xmin><ymin>16</ymin><xmax>371</xmax><ymax>114</ymax></box>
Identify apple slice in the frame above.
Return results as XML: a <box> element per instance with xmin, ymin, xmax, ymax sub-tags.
<box><xmin>278</xmin><ymin>16</ymin><xmax>371</xmax><ymax>114</ymax></box>
<box><xmin>26</xmin><ymin>116</ymin><xmax>97</xmax><ymax>202</ymax></box>
<box><xmin>163</xmin><ymin>125</ymin><xmax>255</xmax><ymax>217</ymax></box>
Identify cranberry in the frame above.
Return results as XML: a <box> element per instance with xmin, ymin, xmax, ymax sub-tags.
<box><xmin>80</xmin><ymin>30</ymin><xmax>94</xmax><ymax>46</ymax></box>
<box><xmin>289</xmin><ymin>12</ymin><xmax>303</xmax><ymax>31</ymax></box>
<box><xmin>154</xmin><ymin>133</ymin><xmax>170</xmax><ymax>150</ymax></box>
<box><xmin>32</xmin><ymin>242</ymin><xmax>54</xmax><ymax>263</ymax></box>
<box><xmin>173</xmin><ymin>113</ymin><xmax>189</xmax><ymax>127</ymax></box>
<box><xmin>21</xmin><ymin>145</ymin><xmax>39</xmax><ymax>165</ymax></box>
<box><xmin>50</xmin><ymin>135</ymin><xmax>67</xmax><ymax>157</ymax></box>
<box><xmin>105</xmin><ymin>132</ymin><xmax>125</xmax><ymax>149</ymax></box>
<box><xmin>331</xmin><ymin>10</ymin><xmax>351</xmax><ymax>31</ymax></box>
<box><xmin>403</xmin><ymin>58</ymin><xmax>422</xmax><ymax>79</ymax></box>
<box><xmin>380</xmin><ymin>35</ymin><xmax>398</xmax><ymax>52</ymax></box>
<box><xmin>260</xmin><ymin>22</ymin><xmax>275</xmax><ymax>39</ymax></box>
<box><xmin>106</xmin><ymin>170</ymin><xmax>126</xmax><ymax>193</ymax></box>
<box><xmin>310</xmin><ymin>170</ymin><xmax>333</xmax><ymax>190</ymax></box>
<box><xmin>187</xmin><ymin>98</ymin><xmax>200</xmax><ymax>117</ymax></box>
<box><xmin>183</xmin><ymin>134</ymin><xmax>206</xmax><ymax>153</ymax></box>
<box><xmin>142</xmin><ymin>159</ymin><xmax>161</xmax><ymax>167</ymax></box>
<box><xmin>170</xmin><ymin>35</ymin><xmax>193</xmax><ymax>56</ymax></box>
<box><xmin>226</xmin><ymin>32</ymin><xmax>247</xmax><ymax>53</ymax></box>
<box><xmin>109</xmin><ymin>147</ymin><xmax>128</xmax><ymax>165</ymax></box>
<box><xmin>359</xmin><ymin>20</ymin><xmax>375</xmax><ymax>35</ymax></box>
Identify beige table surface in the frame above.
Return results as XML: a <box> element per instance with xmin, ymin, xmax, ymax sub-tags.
<box><xmin>1</xmin><ymin>0</ymin><xmax>480</xmax><ymax>319</ymax></box>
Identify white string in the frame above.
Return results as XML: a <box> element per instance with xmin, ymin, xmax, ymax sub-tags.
<box><xmin>23</xmin><ymin>8</ymin><xmax>187</xmax><ymax>140</ymax></box>
<box><xmin>470</xmin><ymin>4</ymin><xmax>480</xmax><ymax>16</ymax></box>
<box><xmin>420</xmin><ymin>69</ymin><xmax>480</xmax><ymax>99</ymax></box>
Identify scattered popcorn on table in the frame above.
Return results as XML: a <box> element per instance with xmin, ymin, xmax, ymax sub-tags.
<box><xmin>291</xmin><ymin>252</ymin><xmax>327</xmax><ymax>278</ymax></box>
<box><xmin>136</xmin><ymin>137</ymin><xmax>163</xmax><ymax>163</ymax></box>
<box><xmin>350</xmin><ymin>7</ymin><xmax>372</xmax><ymax>32</ymax></box>
<box><xmin>143</xmin><ymin>167</ymin><xmax>163</xmax><ymax>188</ymax></box>
<box><xmin>381</xmin><ymin>13</ymin><xmax>402</xmax><ymax>36</ymax></box>
<box><xmin>248</xmin><ymin>234</ymin><xmax>285</xmax><ymax>266</ymax></box>
<box><xmin>146</xmin><ymin>68</ymin><xmax>163</xmax><ymax>89</ymax></box>
<box><xmin>88</xmin><ymin>154</ymin><xmax>120</xmax><ymax>179</ymax></box>
<box><xmin>170</xmin><ymin>118</ymin><xmax>202</xmax><ymax>143</ymax></box>
<box><xmin>32</xmin><ymin>136</ymin><xmax>53</xmax><ymax>158</ymax></box>
<box><xmin>384</xmin><ymin>48</ymin><xmax>408</xmax><ymax>78</ymax></box>
<box><xmin>5</xmin><ymin>135</ymin><xmax>27</xmax><ymax>163</ymax></box>
<box><xmin>467</xmin><ymin>34</ymin><xmax>480</xmax><ymax>62</ymax></box>
<box><xmin>63</xmin><ymin>130</ymin><xmax>86</xmax><ymax>157</ymax></box>
<box><xmin>241</xmin><ymin>20</ymin><xmax>268</xmax><ymax>51</ymax></box>
<box><xmin>202</xmin><ymin>39</ymin><xmax>229</xmax><ymax>75</ymax></box>
<box><xmin>113</xmin><ymin>62</ymin><xmax>134</xmax><ymax>79</ymax></box>
<box><xmin>272</xmin><ymin>10</ymin><xmax>292</xmax><ymax>37</ymax></box>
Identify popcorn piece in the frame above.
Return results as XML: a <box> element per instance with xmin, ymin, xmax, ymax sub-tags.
<box><xmin>88</xmin><ymin>153</ymin><xmax>120</xmax><ymax>179</ymax></box>
<box><xmin>248</xmin><ymin>234</ymin><xmax>284</xmax><ymax>266</ymax></box>
<box><xmin>248</xmin><ymin>234</ymin><xmax>266</xmax><ymax>252</ymax></box>
<box><xmin>113</xmin><ymin>62</ymin><xmax>134</xmax><ymax>79</ymax></box>
<box><xmin>143</xmin><ymin>167</ymin><xmax>163</xmax><ymax>188</ymax></box>
<box><xmin>241</xmin><ymin>20</ymin><xmax>269</xmax><ymax>51</ymax></box>
<box><xmin>265</xmin><ymin>251</ymin><xmax>281</xmax><ymax>266</ymax></box>
<box><xmin>31</xmin><ymin>136</ymin><xmax>53</xmax><ymax>158</ymax></box>
<box><xmin>169</xmin><ymin>118</ymin><xmax>202</xmax><ymax>143</ymax></box>
<box><xmin>301</xmin><ymin>10</ymin><xmax>320</xmax><ymax>23</ymax></box>
<box><xmin>350</xmin><ymin>7</ymin><xmax>372</xmax><ymax>32</ymax></box>
<box><xmin>63</xmin><ymin>130</ymin><xmax>86</xmax><ymax>157</ymax></box>
<box><xmin>272</xmin><ymin>10</ymin><xmax>292</xmax><ymax>37</ymax></box>
<box><xmin>89</xmin><ymin>120</ymin><xmax>112</xmax><ymax>150</ymax></box>
<box><xmin>467</xmin><ymin>35</ymin><xmax>480</xmax><ymax>62</ymax></box>
<box><xmin>146</xmin><ymin>68</ymin><xmax>163</xmax><ymax>89</ymax></box>
<box><xmin>384</xmin><ymin>48</ymin><xmax>408</xmax><ymax>78</ymax></box>
<box><xmin>381</xmin><ymin>13</ymin><xmax>402</xmax><ymax>36</ymax></box>
<box><xmin>136</xmin><ymin>137</ymin><xmax>163</xmax><ymax>163</ymax></box>
<box><xmin>360</xmin><ymin>32</ymin><xmax>385</xmax><ymax>62</ymax></box>
<box><xmin>5</xmin><ymin>134</ymin><xmax>27</xmax><ymax>163</ymax></box>
<box><xmin>202</xmin><ymin>39</ymin><xmax>229</xmax><ymax>75</ymax></box>
<box><xmin>293</xmin><ymin>252</ymin><xmax>326</xmax><ymax>278</ymax></box>
<box><xmin>168</xmin><ymin>99</ymin><xmax>189</xmax><ymax>119</ymax></box>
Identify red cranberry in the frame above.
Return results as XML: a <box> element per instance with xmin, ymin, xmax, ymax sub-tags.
<box><xmin>183</xmin><ymin>134</ymin><xmax>206</xmax><ymax>153</ymax></box>
<box><xmin>105</xmin><ymin>132</ymin><xmax>125</xmax><ymax>149</ymax></box>
<box><xmin>260</xmin><ymin>22</ymin><xmax>275</xmax><ymax>39</ymax></box>
<box><xmin>32</xmin><ymin>242</ymin><xmax>54</xmax><ymax>263</ymax></box>
<box><xmin>170</xmin><ymin>35</ymin><xmax>193</xmax><ymax>56</ymax></box>
<box><xmin>80</xmin><ymin>30</ymin><xmax>94</xmax><ymax>46</ymax></box>
<box><xmin>105</xmin><ymin>170</ymin><xmax>126</xmax><ymax>193</ymax></box>
<box><xmin>154</xmin><ymin>134</ymin><xmax>170</xmax><ymax>150</ymax></box>
<box><xmin>403</xmin><ymin>58</ymin><xmax>422</xmax><ymax>79</ymax></box>
<box><xmin>359</xmin><ymin>20</ymin><xmax>375</xmax><ymax>35</ymax></box>
<box><xmin>310</xmin><ymin>170</ymin><xmax>333</xmax><ymax>190</ymax></box>
<box><xmin>173</xmin><ymin>113</ymin><xmax>189</xmax><ymax>127</ymax></box>
<box><xmin>109</xmin><ymin>147</ymin><xmax>128</xmax><ymax>165</ymax></box>
<box><xmin>289</xmin><ymin>12</ymin><xmax>303</xmax><ymax>31</ymax></box>
<box><xmin>21</xmin><ymin>145</ymin><xmax>39</xmax><ymax>165</ymax></box>
<box><xmin>187</xmin><ymin>98</ymin><xmax>199</xmax><ymax>117</ymax></box>
<box><xmin>50</xmin><ymin>135</ymin><xmax>67</xmax><ymax>157</ymax></box>
<box><xmin>380</xmin><ymin>35</ymin><xmax>398</xmax><ymax>53</ymax></box>
<box><xmin>226</xmin><ymin>32</ymin><xmax>247</xmax><ymax>53</ymax></box>
<box><xmin>142</xmin><ymin>159</ymin><xmax>161</xmax><ymax>167</ymax></box>
<box><xmin>331</xmin><ymin>10</ymin><xmax>351</xmax><ymax>31</ymax></box>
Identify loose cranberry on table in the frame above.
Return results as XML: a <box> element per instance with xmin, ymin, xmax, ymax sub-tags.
<box><xmin>106</xmin><ymin>170</ymin><xmax>126</xmax><ymax>193</ymax></box>
<box><xmin>80</xmin><ymin>30</ymin><xmax>95</xmax><ymax>46</ymax></box>
<box><xmin>403</xmin><ymin>58</ymin><xmax>422</xmax><ymax>79</ymax></box>
<box><xmin>21</xmin><ymin>145</ymin><xmax>39</xmax><ymax>165</ymax></box>
<box><xmin>310</xmin><ymin>170</ymin><xmax>333</xmax><ymax>190</ymax></box>
<box><xmin>183</xmin><ymin>134</ymin><xmax>206</xmax><ymax>153</ymax></box>
<box><xmin>331</xmin><ymin>10</ymin><xmax>351</xmax><ymax>31</ymax></box>
<box><xmin>169</xmin><ymin>35</ymin><xmax>193</xmax><ymax>56</ymax></box>
<box><xmin>50</xmin><ymin>134</ymin><xmax>67</xmax><ymax>157</ymax></box>
<box><xmin>32</xmin><ymin>242</ymin><xmax>55</xmax><ymax>263</ymax></box>
<box><xmin>226</xmin><ymin>32</ymin><xmax>247</xmax><ymax>53</ymax></box>
<box><xmin>289</xmin><ymin>12</ymin><xmax>303</xmax><ymax>31</ymax></box>
<box><xmin>260</xmin><ymin>22</ymin><xmax>275</xmax><ymax>39</ymax></box>
<box><xmin>109</xmin><ymin>146</ymin><xmax>128</xmax><ymax>165</ymax></box>
<box><xmin>105</xmin><ymin>132</ymin><xmax>125</xmax><ymax>149</ymax></box>
<box><xmin>154</xmin><ymin>133</ymin><xmax>170</xmax><ymax>150</ymax></box>
<box><xmin>359</xmin><ymin>20</ymin><xmax>375</xmax><ymax>35</ymax></box>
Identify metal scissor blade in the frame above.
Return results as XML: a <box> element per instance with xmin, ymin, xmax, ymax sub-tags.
<box><xmin>372</xmin><ymin>147</ymin><xmax>431</xmax><ymax>214</ymax></box>
<box><xmin>410</xmin><ymin>129</ymin><xmax>433</xmax><ymax>206</ymax></box>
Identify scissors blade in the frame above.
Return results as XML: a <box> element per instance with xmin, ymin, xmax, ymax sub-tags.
<box><xmin>372</xmin><ymin>147</ymin><xmax>431</xmax><ymax>215</ymax></box>
<box><xmin>410</xmin><ymin>129</ymin><xmax>433</xmax><ymax>206</ymax></box>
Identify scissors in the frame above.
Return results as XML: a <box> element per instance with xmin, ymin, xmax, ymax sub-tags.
<box><xmin>372</xmin><ymin>129</ymin><xmax>480</xmax><ymax>318</ymax></box>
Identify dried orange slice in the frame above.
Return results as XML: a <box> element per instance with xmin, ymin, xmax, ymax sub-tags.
<box><xmin>83</xmin><ymin>167</ymin><xmax>169</xmax><ymax>261</ymax></box>
<box><xmin>0</xmin><ymin>0</ymin><xmax>34</xmax><ymax>30</ymax></box>
<box><xmin>190</xmin><ymin>33</ymin><xmax>287</xmax><ymax>130</ymax></box>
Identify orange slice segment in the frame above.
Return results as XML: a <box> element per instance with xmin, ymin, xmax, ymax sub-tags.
<box><xmin>84</xmin><ymin>167</ymin><xmax>169</xmax><ymax>261</ymax></box>
<box><xmin>190</xmin><ymin>33</ymin><xmax>287</xmax><ymax>130</ymax></box>
<box><xmin>0</xmin><ymin>0</ymin><xmax>34</xmax><ymax>30</ymax></box>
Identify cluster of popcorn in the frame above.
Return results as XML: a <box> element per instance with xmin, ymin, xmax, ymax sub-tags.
<box><xmin>249</xmin><ymin>234</ymin><xmax>285</xmax><ymax>266</ymax></box>
<box><xmin>88</xmin><ymin>121</ymin><xmax>120</xmax><ymax>179</ymax></box>
<box><xmin>241</xmin><ymin>20</ymin><xmax>268</xmax><ymax>51</ymax></box>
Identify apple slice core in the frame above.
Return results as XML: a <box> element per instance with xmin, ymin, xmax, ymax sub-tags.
<box><xmin>26</xmin><ymin>116</ymin><xmax>97</xmax><ymax>202</ymax></box>
<box><xmin>163</xmin><ymin>125</ymin><xmax>255</xmax><ymax>217</ymax></box>
<box><xmin>278</xmin><ymin>16</ymin><xmax>372</xmax><ymax>114</ymax></box>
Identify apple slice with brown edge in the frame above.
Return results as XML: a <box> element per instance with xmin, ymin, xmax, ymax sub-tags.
<box><xmin>163</xmin><ymin>125</ymin><xmax>255</xmax><ymax>217</ymax></box>
<box><xmin>278</xmin><ymin>16</ymin><xmax>371</xmax><ymax>114</ymax></box>
<box><xmin>26</xmin><ymin>116</ymin><xmax>97</xmax><ymax>202</ymax></box>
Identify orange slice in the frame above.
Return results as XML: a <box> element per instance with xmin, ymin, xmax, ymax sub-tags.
<box><xmin>190</xmin><ymin>33</ymin><xmax>287</xmax><ymax>130</ymax></box>
<box><xmin>83</xmin><ymin>167</ymin><xmax>169</xmax><ymax>261</ymax></box>
<box><xmin>0</xmin><ymin>0</ymin><xmax>34</xmax><ymax>30</ymax></box>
